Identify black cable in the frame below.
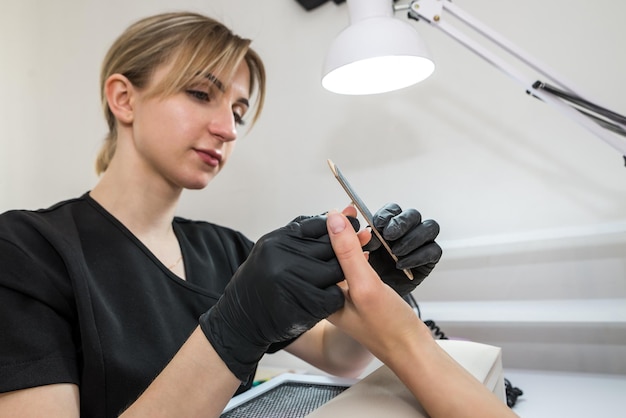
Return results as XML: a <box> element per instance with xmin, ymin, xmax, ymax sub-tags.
<box><xmin>423</xmin><ymin>319</ymin><xmax>448</xmax><ymax>340</ymax></box>
<box><xmin>505</xmin><ymin>378</ymin><xmax>524</xmax><ymax>408</ymax></box>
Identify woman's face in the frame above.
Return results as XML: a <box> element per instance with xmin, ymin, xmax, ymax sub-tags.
<box><xmin>128</xmin><ymin>60</ymin><xmax>251</xmax><ymax>190</ymax></box>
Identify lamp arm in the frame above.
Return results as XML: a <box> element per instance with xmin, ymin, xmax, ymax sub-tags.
<box><xmin>400</xmin><ymin>0</ymin><xmax>626</xmax><ymax>157</ymax></box>
<box><xmin>532</xmin><ymin>81</ymin><xmax>626</xmax><ymax>127</ymax></box>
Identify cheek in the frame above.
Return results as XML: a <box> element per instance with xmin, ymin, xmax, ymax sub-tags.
<box><xmin>155</xmin><ymin>102</ymin><xmax>191</xmax><ymax>133</ymax></box>
<box><xmin>134</xmin><ymin>102</ymin><xmax>168</xmax><ymax>137</ymax></box>
<box><xmin>135</xmin><ymin>101</ymin><xmax>192</xmax><ymax>145</ymax></box>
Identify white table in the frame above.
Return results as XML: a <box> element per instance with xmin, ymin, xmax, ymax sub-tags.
<box><xmin>504</xmin><ymin>369</ymin><xmax>626</xmax><ymax>418</ymax></box>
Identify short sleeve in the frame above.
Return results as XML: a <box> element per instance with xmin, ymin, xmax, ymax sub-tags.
<box><xmin>0</xmin><ymin>237</ymin><xmax>79</xmax><ymax>392</ymax></box>
<box><xmin>266</xmin><ymin>337</ymin><xmax>298</xmax><ymax>353</ymax></box>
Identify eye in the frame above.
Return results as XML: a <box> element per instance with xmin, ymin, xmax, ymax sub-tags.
<box><xmin>233</xmin><ymin>112</ymin><xmax>246</xmax><ymax>127</ymax></box>
<box><xmin>233</xmin><ymin>105</ymin><xmax>247</xmax><ymax>127</ymax></box>
<box><xmin>186</xmin><ymin>89</ymin><xmax>210</xmax><ymax>102</ymax></box>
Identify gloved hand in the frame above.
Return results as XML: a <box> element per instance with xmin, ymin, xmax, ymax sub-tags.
<box><xmin>364</xmin><ymin>203</ymin><xmax>442</xmax><ymax>296</ymax></box>
<box><xmin>199</xmin><ymin>214</ymin><xmax>349</xmax><ymax>383</ymax></box>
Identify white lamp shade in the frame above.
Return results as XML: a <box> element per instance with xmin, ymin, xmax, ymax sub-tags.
<box><xmin>322</xmin><ymin>2</ymin><xmax>435</xmax><ymax>95</ymax></box>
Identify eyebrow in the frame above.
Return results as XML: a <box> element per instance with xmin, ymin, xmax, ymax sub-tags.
<box><xmin>237</xmin><ymin>97</ymin><xmax>250</xmax><ymax>108</ymax></box>
<box><xmin>205</xmin><ymin>72</ymin><xmax>250</xmax><ymax>108</ymax></box>
<box><xmin>205</xmin><ymin>73</ymin><xmax>225</xmax><ymax>92</ymax></box>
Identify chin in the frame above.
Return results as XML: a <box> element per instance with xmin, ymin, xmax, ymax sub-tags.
<box><xmin>185</xmin><ymin>174</ymin><xmax>216</xmax><ymax>190</ymax></box>
<box><xmin>180</xmin><ymin>165</ymin><xmax>221</xmax><ymax>190</ymax></box>
<box><xmin>185</xmin><ymin>184</ymin><xmax>207</xmax><ymax>191</ymax></box>
<box><xmin>185</xmin><ymin>179</ymin><xmax>211</xmax><ymax>190</ymax></box>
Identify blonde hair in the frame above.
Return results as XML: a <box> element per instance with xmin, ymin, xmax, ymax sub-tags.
<box><xmin>95</xmin><ymin>12</ymin><xmax>266</xmax><ymax>174</ymax></box>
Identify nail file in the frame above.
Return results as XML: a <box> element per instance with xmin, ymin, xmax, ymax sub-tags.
<box><xmin>327</xmin><ymin>159</ymin><xmax>413</xmax><ymax>280</ymax></box>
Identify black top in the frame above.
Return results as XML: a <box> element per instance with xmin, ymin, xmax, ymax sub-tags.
<box><xmin>0</xmin><ymin>193</ymin><xmax>279</xmax><ymax>417</ymax></box>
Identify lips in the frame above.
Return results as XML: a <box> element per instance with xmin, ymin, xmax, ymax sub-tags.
<box><xmin>195</xmin><ymin>148</ymin><xmax>222</xmax><ymax>167</ymax></box>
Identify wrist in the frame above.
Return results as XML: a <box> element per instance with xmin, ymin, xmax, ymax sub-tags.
<box><xmin>199</xmin><ymin>309</ymin><xmax>268</xmax><ymax>384</ymax></box>
<box><xmin>380</xmin><ymin>320</ymin><xmax>435</xmax><ymax>373</ymax></box>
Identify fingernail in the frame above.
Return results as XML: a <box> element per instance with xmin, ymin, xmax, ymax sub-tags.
<box><xmin>328</xmin><ymin>211</ymin><xmax>346</xmax><ymax>234</ymax></box>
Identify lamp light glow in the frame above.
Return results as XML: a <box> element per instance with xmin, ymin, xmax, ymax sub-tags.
<box><xmin>322</xmin><ymin>0</ymin><xmax>435</xmax><ymax>95</ymax></box>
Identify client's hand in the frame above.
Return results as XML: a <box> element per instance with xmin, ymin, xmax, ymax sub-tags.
<box><xmin>326</xmin><ymin>210</ymin><xmax>427</xmax><ymax>364</ymax></box>
<box><xmin>326</xmin><ymin>209</ymin><xmax>519</xmax><ymax>418</ymax></box>
<box><xmin>200</xmin><ymin>214</ymin><xmax>346</xmax><ymax>383</ymax></box>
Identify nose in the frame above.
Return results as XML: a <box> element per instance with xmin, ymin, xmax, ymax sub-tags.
<box><xmin>208</xmin><ymin>103</ymin><xmax>238</xmax><ymax>143</ymax></box>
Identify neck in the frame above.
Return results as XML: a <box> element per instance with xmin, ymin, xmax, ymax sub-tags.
<box><xmin>90</xmin><ymin>133</ymin><xmax>189</xmax><ymax>280</ymax></box>
<box><xmin>91</xmin><ymin>166</ymin><xmax>186</xmax><ymax>280</ymax></box>
<box><xmin>90</xmin><ymin>164</ymin><xmax>182</xmax><ymax>241</ymax></box>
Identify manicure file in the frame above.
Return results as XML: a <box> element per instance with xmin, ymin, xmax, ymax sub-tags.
<box><xmin>327</xmin><ymin>159</ymin><xmax>413</xmax><ymax>280</ymax></box>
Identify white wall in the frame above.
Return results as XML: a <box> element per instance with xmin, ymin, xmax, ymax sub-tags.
<box><xmin>2</xmin><ymin>0</ymin><xmax>625</xmax><ymax>373</ymax></box>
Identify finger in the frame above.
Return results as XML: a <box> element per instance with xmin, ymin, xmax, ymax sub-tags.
<box><xmin>356</xmin><ymin>228</ymin><xmax>372</xmax><ymax>248</ymax></box>
<box><xmin>372</xmin><ymin>203</ymin><xmax>402</xmax><ymax>230</ymax></box>
<box><xmin>341</xmin><ymin>205</ymin><xmax>357</xmax><ymax>219</ymax></box>
<box><xmin>326</xmin><ymin>210</ymin><xmax>377</xmax><ymax>289</ymax></box>
<box><xmin>293</xmin><ymin>208</ymin><xmax>357</xmax><ymax>225</ymax></box>
<box><xmin>367</xmin><ymin>203</ymin><xmax>404</xmax><ymax>251</ymax></box>
<box><xmin>396</xmin><ymin>242</ymin><xmax>443</xmax><ymax>270</ymax></box>
<box><xmin>279</xmin><ymin>215</ymin><xmax>335</xmax><ymax>262</ymax></box>
<box><xmin>347</xmin><ymin>216</ymin><xmax>360</xmax><ymax>232</ymax></box>
<box><xmin>295</xmin><ymin>214</ymin><xmax>328</xmax><ymax>238</ymax></box>
<box><xmin>283</xmin><ymin>280</ymin><xmax>345</xmax><ymax>318</ymax></box>
<box><xmin>362</xmin><ymin>230</ymin><xmax>381</xmax><ymax>252</ymax></box>
<box><xmin>289</xmin><ymin>256</ymin><xmax>345</xmax><ymax>289</ymax></box>
<box><xmin>391</xmin><ymin>219</ymin><xmax>440</xmax><ymax>257</ymax></box>
<box><xmin>290</xmin><ymin>214</ymin><xmax>314</xmax><ymax>223</ymax></box>
<box><xmin>295</xmin><ymin>212</ymin><xmax>360</xmax><ymax>237</ymax></box>
<box><xmin>338</xmin><ymin>204</ymin><xmax>360</xmax><ymax>232</ymax></box>
<box><xmin>383</xmin><ymin>208</ymin><xmax>422</xmax><ymax>241</ymax></box>
<box><xmin>291</xmin><ymin>235</ymin><xmax>337</xmax><ymax>262</ymax></box>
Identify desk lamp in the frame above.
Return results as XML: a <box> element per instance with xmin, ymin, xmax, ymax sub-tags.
<box><xmin>319</xmin><ymin>0</ymin><xmax>626</xmax><ymax>160</ymax></box>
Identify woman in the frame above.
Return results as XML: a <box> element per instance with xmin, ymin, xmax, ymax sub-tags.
<box><xmin>0</xmin><ymin>11</ymin><xmax>440</xmax><ymax>418</ymax></box>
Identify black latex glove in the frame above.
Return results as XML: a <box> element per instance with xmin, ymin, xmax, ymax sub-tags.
<box><xmin>199</xmin><ymin>214</ymin><xmax>352</xmax><ymax>383</ymax></box>
<box><xmin>364</xmin><ymin>203</ymin><xmax>442</xmax><ymax>296</ymax></box>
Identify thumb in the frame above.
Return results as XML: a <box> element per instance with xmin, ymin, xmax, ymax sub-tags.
<box><xmin>326</xmin><ymin>210</ymin><xmax>376</xmax><ymax>287</ymax></box>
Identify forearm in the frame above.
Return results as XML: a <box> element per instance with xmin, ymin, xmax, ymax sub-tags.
<box><xmin>286</xmin><ymin>321</ymin><xmax>373</xmax><ymax>378</ymax></box>
<box><xmin>328</xmin><ymin>308</ymin><xmax>516</xmax><ymax>418</ymax></box>
<box><xmin>386</xmin><ymin>323</ymin><xmax>518</xmax><ymax>418</ymax></box>
<box><xmin>321</xmin><ymin>321</ymin><xmax>373</xmax><ymax>377</ymax></box>
<box><xmin>121</xmin><ymin>327</ymin><xmax>240</xmax><ymax>418</ymax></box>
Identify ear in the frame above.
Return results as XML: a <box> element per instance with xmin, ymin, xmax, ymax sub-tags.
<box><xmin>104</xmin><ymin>74</ymin><xmax>135</xmax><ymax>124</ymax></box>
